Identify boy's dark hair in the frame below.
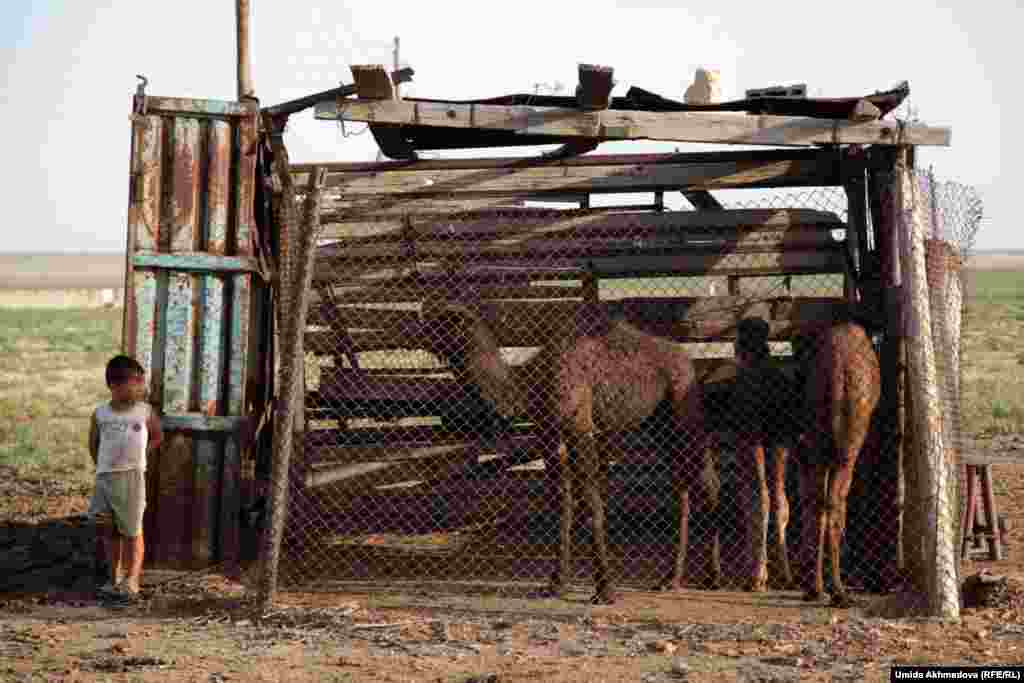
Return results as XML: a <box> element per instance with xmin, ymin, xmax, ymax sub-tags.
<box><xmin>106</xmin><ymin>355</ymin><xmax>145</xmax><ymax>386</ymax></box>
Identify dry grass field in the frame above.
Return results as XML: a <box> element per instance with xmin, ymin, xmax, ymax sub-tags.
<box><xmin>0</xmin><ymin>254</ymin><xmax>1022</xmax><ymax>682</ymax></box>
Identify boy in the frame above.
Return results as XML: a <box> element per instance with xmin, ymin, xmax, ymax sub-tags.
<box><xmin>88</xmin><ymin>355</ymin><xmax>162</xmax><ymax>599</ymax></box>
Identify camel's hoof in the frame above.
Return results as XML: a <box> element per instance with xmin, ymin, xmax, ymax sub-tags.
<box><xmin>700</xmin><ymin>574</ymin><xmax>723</xmax><ymax>591</ymax></box>
<box><xmin>830</xmin><ymin>592</ymin><xmax>857</xmax><ymax>609</ymax></box>
<box><xmin>590</xmin><ymin>590</ymin><xmax>617</xmax><ymax>605</ymax></box>
<box><xmin>802</xmin><ymin>589</ymin><xmax>826</xmax><ymax>603</ymax></box>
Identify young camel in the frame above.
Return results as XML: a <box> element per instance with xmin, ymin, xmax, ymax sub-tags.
<box><xmin>425</xmin><ymin>303</ymin><xmax>721</xmax><ymax>605</ymax></box>
<box><xmin>732</xmin><ymin>317</ymin><xmax>799</xmax><ymax>593</ymax></box>
<box><xmin>733</xmin><ymin>317</ymin><xmax>880</xmax><ymax>607</ymax></box>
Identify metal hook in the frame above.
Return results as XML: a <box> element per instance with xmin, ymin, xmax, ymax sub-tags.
<box><xmin>135</xmin><ymin>74</ymin><xmax>148</xmax><ymax>97</ymax></box>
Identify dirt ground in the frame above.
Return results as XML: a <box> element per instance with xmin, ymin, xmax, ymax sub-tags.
<box><xmin>2</xmin><ymin>436</ymin><xmax>1024</xmax><ymax>682</ymax></box>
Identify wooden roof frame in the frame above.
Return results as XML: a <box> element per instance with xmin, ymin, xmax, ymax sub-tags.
<box><xmin>314</xmin><ymin>63</ymin><xmax>951</xmax><ymax>150</ymax></box>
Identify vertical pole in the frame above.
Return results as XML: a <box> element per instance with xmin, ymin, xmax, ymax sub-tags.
<box><xmin>872</xmin><ymin>148</ymin><xmax>906</xmax><ymax>591</ymax></box>
<box><xmin>896</xmin><ymin>150</ymin><xmax>960</xmax><ymax>620</ymax></box>
<box><xmin>236</xmin><ymin>0</ymin><xmax>255</xmax><ymax>100</ymax></box>
<box><xmin>393</xmin><ymin>36</ymin><xmax>401</xmax><ymax>99</ymax></box>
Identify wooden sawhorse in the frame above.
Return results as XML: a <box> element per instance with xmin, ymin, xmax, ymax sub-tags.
<box><xmin>960</xmin><ymin>461</ymin><xmax>1004</xmax><ymax>561</ymax></box>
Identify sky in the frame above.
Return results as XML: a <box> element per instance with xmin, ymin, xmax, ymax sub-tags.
<box><xmin>1</xmin><ymin>0</ymin><xmax>1019</xmax><ymax>252</ymax></box>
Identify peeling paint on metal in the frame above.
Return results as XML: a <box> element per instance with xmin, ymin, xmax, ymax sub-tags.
<box><xmin>235</xmin><ymin>115</ymin><xmax>259</xmax><ymax>257</ymax></box>
<box><xmin>145</xmin><ymin>96</ymin><xmax>256</xmax><ymax>117</ymax></box>
<box><xmin>132</xmin><ymin>270</ymin><xmax>158</xmax><ymax>383</ymax></box>
<box><xmin>198</xmin><ymin>275</ymin><xmax>225</xmax><ymax>416</ymax></box>
<box><xmin>131</xmin><ymin>252</ymin><xmax>261</xmax><ymax>274</ymax></box>
<box><xmin>207</xmin><ymin>121</ymin><xmax>231</xmax><ymax>255</ymax></box>
<box><xmin>171</xmin><ymin>118</ymin><xmax>200</xmax><ymax>253</ymax></box>
<box><xmin>162</xmin><ymin>272</ymin><xmax>195</xmax><ymax>413</ymax></box>
<box><xmin>122</xmin><ymin>94</ymin><xmax>264</xmax><ymax>569</ymax></box>
<box><xmin>160</xmin><ymin>414</ymin><xmax>249</xmax><ymax>432</ymax></box>
<box><xmin>192</xmin><ymin>439</ymin><xmax>220</xmax><ymax>564</ymax></box>
<box><xmin>132</xmin><ymin>116</ymin><xmax>163</xmax><ymax>251</ymax></box>
<box><xmin>227</xmin><ymin>273</ymin><xmax>252</xmax><ymax>416</ymax></box>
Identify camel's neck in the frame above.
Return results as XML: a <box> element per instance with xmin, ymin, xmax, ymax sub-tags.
<box><xmin>461</xmin><ymin>345</ymin><xmax>528</xmax><ymax>418</ymax></box>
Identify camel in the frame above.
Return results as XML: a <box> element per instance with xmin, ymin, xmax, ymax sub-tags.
<box><xmin>424</xmin><ymin>303</ymin><xmax>721</xmax><ymax>605</ymax></box>
<box><xmin>731</xmin><ymin>317</ymin><xmax>799</xmax><ymax>593</ymax></box>
<box><xmin>732</xmin><ymin>317</ymin><xmax>880</xmax><ymax>607</ymax></box>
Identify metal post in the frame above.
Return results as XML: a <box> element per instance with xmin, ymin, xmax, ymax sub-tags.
<box><xmin>236</xmin><ymin>0</ymin><xmax>255</xmax><ymax>100</ymax></box>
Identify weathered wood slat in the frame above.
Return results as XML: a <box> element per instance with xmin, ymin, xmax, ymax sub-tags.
<box><xmin>314</xmin><ymin>249</ymin><xmax>846</xmax><ymax>284</ymax></box>
<box><xmin>321</xmin><ymin>203</ymin><xmax>710</xmax><ymax>236</ymax></box>
<box><xmin>317</xmin><ymin>230</ymin><xmax>840</xmax><ymax>266</ymax></box>
<box><xmin>328</xmin><ymin>98</ymin><xmax>951</xmax><ymax>147</ymax></box>
<box><xmin>318</xmin><ymin>208</ymin><xmax>845</xmax><ymax>247</ymax></box>
<box><xmin>304</xmin><ymin>153</ymin><xmax>840</xmax><ymax>198</ymax></box>
<box><xmin>315</xmin><ymin>282</ymin><xmax>584</xmax><ymax>305</ymax></box>
<box><xmin>305</xmin><ymin>296</ymin><xmax>860</xmax><ymax>353</ymax></box>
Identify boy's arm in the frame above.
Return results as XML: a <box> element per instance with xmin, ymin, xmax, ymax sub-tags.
<box><xmin>88</xmin><ymin>411</ymin><xmax>99</xmax><ymax>466</ymax></box>
<box><xmin>147</xmin><ymin>403</ymin><xmax>163</xmax><ymax>451</ymax></box>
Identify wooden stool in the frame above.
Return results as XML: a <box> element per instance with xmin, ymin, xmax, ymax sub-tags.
<box><xmin>960</xmin><ymin>463</ymin><xmax>1004</xmax><ymax>561</ymax></box>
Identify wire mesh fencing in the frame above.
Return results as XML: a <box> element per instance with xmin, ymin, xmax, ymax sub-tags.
<box><xmin>253</xmin><ymin>157</ymin><xmax>981</xmax><ymax>617</ymax></box>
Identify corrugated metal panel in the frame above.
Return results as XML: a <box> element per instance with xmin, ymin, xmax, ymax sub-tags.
<box><xmin>123</xmin><ymin>93</ymin><xmax>265</xmax><ymax>569</ymax></box>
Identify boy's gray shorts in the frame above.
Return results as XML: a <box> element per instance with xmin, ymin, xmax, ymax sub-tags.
<box><xmin>89</xmin><ymin>470</ymin><xmax>146</xmax><ymax>537</ymax></box>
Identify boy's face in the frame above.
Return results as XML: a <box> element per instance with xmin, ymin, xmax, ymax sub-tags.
<box><xmin>109</xmin><ymin>374</ymin><xmax>146</xmax><ymax>402</ymax></box>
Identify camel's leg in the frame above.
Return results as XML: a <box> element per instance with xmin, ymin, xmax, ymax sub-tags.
<box><xmin>828</xmin><ymin>449</ymin><xmax>861</xmax><ymax>608</ymax></box>
<box><xmin>742</xmin><ymin>438</ymin><xmax>770</xmax><ymax>592</ymax></box>
<box><xmin>548</xmin><ymin>438</ymin><xmax>573</xmax><ymax>598</ymax></box>
<box><xmin>799</xmin><ymin>461</ymin><xmax>829</xmax><ymax>602</ymax></box>
<box><xmin>696</xmin><ymin>433</ymin><xmax>722</xmax><ymax>590</ymax></box>
<box><xmin>577</xmin><ymin>431</ymin><xmax>615</xmax><ymax>604</ymax></box>
<box><xmin>659</xmin><ymin>474</ymin><xmax>690</xmax><ymax>593</ymax></box>
<box><xmin>769</xmin><ymin>445</ymin><xmax>793</xmax><ymax>588</ymax></box>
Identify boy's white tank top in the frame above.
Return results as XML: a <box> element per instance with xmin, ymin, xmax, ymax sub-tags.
<box><xmin>95</xmin><ymin>402</ymin><xmax>151</xmax><ymax>473</ymax></box>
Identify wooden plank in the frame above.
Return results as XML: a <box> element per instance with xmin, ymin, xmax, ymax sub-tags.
<box><xmin>351</xmin><ymin>64</ymin><xmax>396</xmax><ymax>100</ymax></box>
<box><xmin>304</xmin><ymin>442</ymin><xmax>482</xmax><ymax>489</ymax></box>
<box><xmin>576</xmin><ymin>63</ymin><xmax>615</xmax><ymax>111</ymax></box>
<box><xmin>331</xmin><ymin>98</ymin><xmax>952</xmax><ymax>147</ymax></box>
<box><xmin>961</xmin><ymin>452</ymin><xmax>1024</xmax><ymax>466</ymax></box>
<box><xmin>320</xmin><ymin>207</ymin><xmax>845</xmax><ymax>243</ymax></box>
<box><xmin>322</xmin><ymin>203</ymin><xmax>682</xmax><ymax>235</ymax></box>
<box><xmin>306</xmin><ymin>153</ymin><xmax>841</xmax><ymax>198</ymax></box>
<box><xmin>317</xmin><ymin>231</ymin><xmax>841</xmax><ymax>265</ymax></box>
<box><xmin>306</xmin><ymin>296</ymin><xmax>857</xmax><ymax>354</ymax></box>
<box><xmin>314</xmin><ymin>248</ymin><xmax>847</xmax><ymax>284</ymax></box>
<box><xmin>315</xmin><ymin>280</ymin><xmax>584</xmax><ymax>305</ymax></box>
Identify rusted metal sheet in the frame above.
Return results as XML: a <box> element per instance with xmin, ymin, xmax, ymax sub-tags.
<box><xmin>122</xmin><ymin>92</ymin><xmax>265</xmax><ymax>569</ymax></box>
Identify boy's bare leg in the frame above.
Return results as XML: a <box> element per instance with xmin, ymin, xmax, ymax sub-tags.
<box><xmin>107</xmin><ymin>527</ymin><xmax>124</xmax><ymax>586</ymax></box>
<box><xmin>122</xmin><ymin>533</ymin><xmax>145</xmax><ymax>593</ymax></box>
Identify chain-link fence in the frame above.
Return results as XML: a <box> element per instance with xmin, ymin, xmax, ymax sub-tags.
<box><xmin>254</xmin><ymin>151</ymin><xmax>982</xmax><ymax>618</ymax></box>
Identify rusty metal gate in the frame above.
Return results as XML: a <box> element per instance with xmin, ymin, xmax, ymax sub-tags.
<box><xmin>121</xmin><ymin>86</ymin><xmax>272</xmax><ymax>569</ymax></box>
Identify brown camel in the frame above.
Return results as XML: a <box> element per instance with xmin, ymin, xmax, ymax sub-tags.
<box><xmin>425</xmin><ymin>303</ymin><xmax>721</xmax><ymax>605</ymax></box>
<box><xmin>732</xmin><ymin>317</ymin><xmax>798</xmax><ymax>593</ymax></box>
<box><xmin>733</xmin><ymin>317</ymin><xmax>880</xmax><ymax>608</ymax></box>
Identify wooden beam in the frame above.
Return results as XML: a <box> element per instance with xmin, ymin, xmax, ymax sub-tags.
<box><xmin>299</xmin><ymin>150</ymin><xmax>842</xmax><ymax>199</ymax></box>
<box><xmin>314</xmin><ymin>282</ymin><xmax>584</xmax><ymax>305</ymax></box>
<box><xmin>305</xmin><ymin>296</ymin><xmax>863</xmax><ymax>354</ymax></box>
<box><xmin>576</xmin><ymin>63</ymin><xmax>615</xmax><ymax>111</ymax></box>
<box><xmin>331</xmin><ymin>98</ymin><xmax>952</xmax><ymax>147</ymax></box>
<box><xmin>319</xmin><ymin>207</ymin><xmax>845</xmax><ymax>243</ymax></box>
<box><xmin>314</xmin><ymin>248</ymin><xmax>846</xmax><ymax>284</ymax></box>
<box><xmin>351</xmin><ymin>64</ymin><xmax>396</xmax><ymax>100</ymax></box>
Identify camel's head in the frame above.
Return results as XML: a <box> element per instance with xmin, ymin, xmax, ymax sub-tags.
<box><xmin>422</xmin><ymin>304</ymin><xmax>500</xmax><ymax>369</ymax></box>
